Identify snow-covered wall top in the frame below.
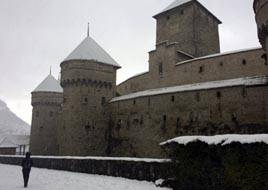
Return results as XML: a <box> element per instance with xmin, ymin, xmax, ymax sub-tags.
<box><xmin>160</xmin><ymin>134</ymin><xmax>268</xmax><ymax>146</ymax></box>
<box><xmin>0</xmin><ymin>155</ymin><xmax>171</xmax><ymax>163</ymax></box>
<box><xmin>111</xmin><ymin>76</ymin><xmax>268</xmax><ymax>102</ymax></box>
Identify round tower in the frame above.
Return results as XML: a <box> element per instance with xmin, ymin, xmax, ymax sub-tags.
<box><xmin>30</xmin><ymin>73</ymin><xmax>63</xmax><ymax>155</ymax></box>
<box><xmin>254</xmin><ymin>0</ymin><xmax>268</xmax><ymax>58</ymax></box>
<box><xmin>59</xmin><ymin>34</ymin><xmax>121</xmax><ymax>156</ymax></box>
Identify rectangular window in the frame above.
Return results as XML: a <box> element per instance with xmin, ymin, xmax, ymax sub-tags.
<box><xmin>101</xmin><ymin>97</ymin><xmax>106</xmax><ymax>105</ymax></box>
<box><xmin>159</xmin><ymin>62</ymin><xmax>163</xmax><ymax>77</ymax></box>
<box><xmin>171</xmin><ymin>96</ymin><xmax>175</xmax><ymax>102</ymax></box>
<box><xmin>199</xmin><ymin>66</ymin><xmax>204</xmax><ymax>73</ymax></box>
<box><xmin>217</xmin><ymin>91</ymin><xmax>221</xmax><ymax>99</ymax></box>
<box><xmin>162</xmin><ymin>115</ymin><xmax>167</xmax><ymax>132</ymax></box>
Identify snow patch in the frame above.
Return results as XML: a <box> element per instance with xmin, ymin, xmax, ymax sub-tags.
<box><xmin>160</xmin><ymin>134</ymin><xmax>268</xmax><ymax>146</ymax></box>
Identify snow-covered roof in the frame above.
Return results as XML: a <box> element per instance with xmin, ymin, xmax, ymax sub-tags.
<box><xmin>63</xmin><ymin>36</ymin><xmax>121</xmax><ymax>68</ymax></box>
<box><xmin>33</xmin><ymin>74</ymin><xmax>63</xmax><ymax>93</ymax></box>
<box><xmin>0</xmin><ymin>135</ymin><xmax>29</xmax><ymax>148</ymax></box>
<box><xmin>161</xmin><ymin>0</ymin><xmax>192</xmax><ymax>13</ymax></box>
<box><xmin>176</xmin><ymin>47</ymin><xmax>262</xmax><ymax>66</ymax></box>
<box><xmin>160</xmin><ymin>134</ymin><xmax>268</xmax><ymax>146</ymax></box>
<box><xmin>0</xmin><ymin>137</ymin><xmax>18</xmax><ymax>148</ymax></box>
<box><xmin>111</xmin><ymin>76</ymin><xmax>268</xmax><ymax>102</ymax></box>
<box><xmin>154</xmin><ymin>0</ymin><xmax>221</xmax><ymax>23</ymax></box>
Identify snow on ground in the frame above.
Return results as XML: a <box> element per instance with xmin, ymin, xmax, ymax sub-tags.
<box><xmin>160</xmin><ymin>134</ymin><xmax>268</xmax><ymax>146</ymax></box>
<box><xmin>0</xmin><ymin>164</ymin><xmax>170</xmax><ymax>190</ymax></box>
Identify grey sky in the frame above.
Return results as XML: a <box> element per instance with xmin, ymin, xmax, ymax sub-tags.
<box><xmin>0</xmin><ymin>0</ymin><xmax>259</xmax><ymax>124</ymax></box>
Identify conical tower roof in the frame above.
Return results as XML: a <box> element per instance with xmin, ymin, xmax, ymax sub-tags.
<box><xmin>63</xmin><ymin>36</ymin><xmax>121</xmax><ymax>68</ymax></box>
<box><xmin>33</xmin><ymin>74</ymin><xmax>63</xmax><ymax>93</ymax></box>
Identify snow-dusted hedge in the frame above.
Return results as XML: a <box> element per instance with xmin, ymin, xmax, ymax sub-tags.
<box><xmin>0</xmin><ymin>155</ymin><xmax>172</xmax><ymax>182</ymax></box>
<box><xmin>161</xmin><ymin>134</ymin><xmax>268</xmax><ymax>190</ymax></box>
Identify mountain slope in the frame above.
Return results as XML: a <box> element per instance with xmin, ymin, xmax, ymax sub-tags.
<box><xmin>0</xmin><ymin>99</ymin><xmax>30</xmax><ymax>135</ymax></box>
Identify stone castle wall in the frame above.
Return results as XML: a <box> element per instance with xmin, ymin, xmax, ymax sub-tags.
<box><xmin>30</xmin><ymin>92</ymin><xmax>63</xmax><ymax>155</ymax></box>
<box><xmin>108</xmin><ymin>84</ymin><xmax>268</xmax><ymax>158</ymax></box>
<box><xmin>59</xmin><ymin>60</ymin><xmax>117</xmax><ymax>156</ymax></box>
<box><xmin>117</xmin><ymin>48</ymin><xmax>266</xmax><ymax>95</ymax></box>
<box><xmin>254</xmin><ymin>0</ymin><xmax>268</xmax><ymax>51</ymax></box>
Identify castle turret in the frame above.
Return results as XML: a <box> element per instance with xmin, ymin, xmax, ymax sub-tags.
<box><xmin>59</xmin><ymin>33</ymin><xmax>121</xmax><ymax>156</ymax></box>
<box><xmin>254</xmin><ymin>0</ymin><xmax>268</xmax><ymax>62</ymax></box>
<box><xmin>30</xmin><ymin>73</ymin><xmax>63</xmax><ymax>155</ymax></box>
<box><xmin>153</xmin><ymin>0</ymin><xmax>221</xmax><ymax>57</ymax></box>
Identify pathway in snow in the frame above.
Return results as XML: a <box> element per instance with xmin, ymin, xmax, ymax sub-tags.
<box><xmin>0</xmin><ymin>164</ymin><xmax>170</xmax><ymax>190</ymax></box>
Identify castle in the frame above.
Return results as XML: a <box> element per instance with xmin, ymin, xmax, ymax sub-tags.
<box><xmin>30</xmin><ymin>0</ymin><xmax>268</xmax><ymax>158</ymax></box>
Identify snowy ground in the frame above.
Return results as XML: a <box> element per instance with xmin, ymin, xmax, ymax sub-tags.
<box><xmin>0</xmin><ymin>164</ymin><xmax>170</xmax><ymax>190</ymax></box>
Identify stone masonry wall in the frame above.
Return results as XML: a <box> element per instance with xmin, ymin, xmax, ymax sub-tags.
<box><xmin>117</xmin><ymin>48</ymin><xmax>267</xmax><ymax>95</ymax></box>
<box><xmin>109</xmin><ymin>85</ymin><xmax>268</xmax><ymax>158</ymax></box>
<box><xmin>59</xmin><ymin>60</ymin><xmax>118</xmax><ymax>156</ymax></box>
<box><xmin>30</xmin><ymin>92</ymin><xmax>63</xmax><ymax>156</ymax></box>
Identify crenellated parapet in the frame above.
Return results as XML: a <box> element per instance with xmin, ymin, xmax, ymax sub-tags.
<box><xmin>60</xmin><ymin>78</ymin><xmax>112</xmax><ymax>89</ymax></box>
<box><xmin>254</xmin><ymin>0</ymin><xmax>268</xmax><ymax>51</ymax></box>
<box><xmin>31</xmin><ymin>92</ymin><xmax>63</xmax><ymax>107</ymax></box>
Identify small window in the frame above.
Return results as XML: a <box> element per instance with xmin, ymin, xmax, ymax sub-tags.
<box><xmin>261</xmin><ymin>54</ymin><xmax>267</xmax><ymax>65</ymax></box>
<box><xmin>85</xmin><ymin>123</ymin><xmax>90</xmax><ymax>131</ymax></box>
<box><xmin>82</xmin><ymin>97</ymin><xmax>88</xmax><ymax>104</ymax></box>
<box><xmin>159</xmin><ymin>62</ymin><xmax>163</xmax><ymax>76</ymax></box>
<box><xmin>217</xmin><ymin>91</ymin><xmax>221</xmax><ymax>99</ymax></box>
<box><xmin>101</xmin><ymin>97</ymin><xmax>106</xmax><ymax>105</ymax></box>
<box><xmin>166</xmin><ymin>15</ymin><xmax>170</xmax><ymax>20</ymax></box>
<box><xmin>35</xmin><ymin>111</ymin><xmax>39</xmax><ymax>117</ymax></box>
<box><xmin>116</xmin><ymin>120</ymin><xmax>122</xmax><ymax>130</ymax></box>
<box><xmin>219</xmin><ymin>62</ymin><xmax>223</xmax><ymax>66</ymax></box>
<box><xmin>242</xmin><ymin>59</ymin><xmax>247</xmax><ymax>65</ymax></box>
<box><xmin>171</xmin><ymin>96</ymin><xmax>175</xmax><ymax>102</ymax></box>
<box><xmin>199</xmin><ymin>66</ymin><xmax>204</xmax><ymax>73</ymax></box>
<box><xmin>162</xmin><ymin>115</ymin><xmax>167</xmax><ymax>132</ymax></box>
<box><xmin>49</xmin><ymin>111</ymin><xmax>53</xmax><ymax>117</ymax></box>
<box><xmin>181</xmin><ymin>10</ymin><xmax>184</xmax><ymax>15</ymax></box>
<box><xmin>133</xmin><ymin>100</ymin><xmax>136</xmax><ymax>105</ymax></box>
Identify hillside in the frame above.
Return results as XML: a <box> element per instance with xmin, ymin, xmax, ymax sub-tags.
<box><xmin>0</xmin><ymin>99</ymin><xmax>30</xmax><ymax>135</ymax></box>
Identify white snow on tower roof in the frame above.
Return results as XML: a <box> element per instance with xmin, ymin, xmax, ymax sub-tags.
<box><xmin>64</xmin><ymin>36</ymin><xmax>120</xmax><ymax>68</ymax></box>
<box><xmin>111</xmin><ymin>76</ymin><xmax>268</xmax><ymax>102</ymax></box>
<box><xmin>33</xmin><ymin>74</ymin><xmax>63</xmax><ymax>93</ymax></box>
<box><xmin>162</xmin><ymin>0</ymin><xmax>192</xmax><ymax>13</ymax></box>
<box><xmin>160</xmin><ymin>134</ymin><xmax>268</xmax><ymax>146</ymax></box>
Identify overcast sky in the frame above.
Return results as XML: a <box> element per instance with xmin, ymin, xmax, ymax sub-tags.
<box><xmin>0</xmin><ymin>0</ymin><xmax>260</xmax><ymax>124</ymax></box>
